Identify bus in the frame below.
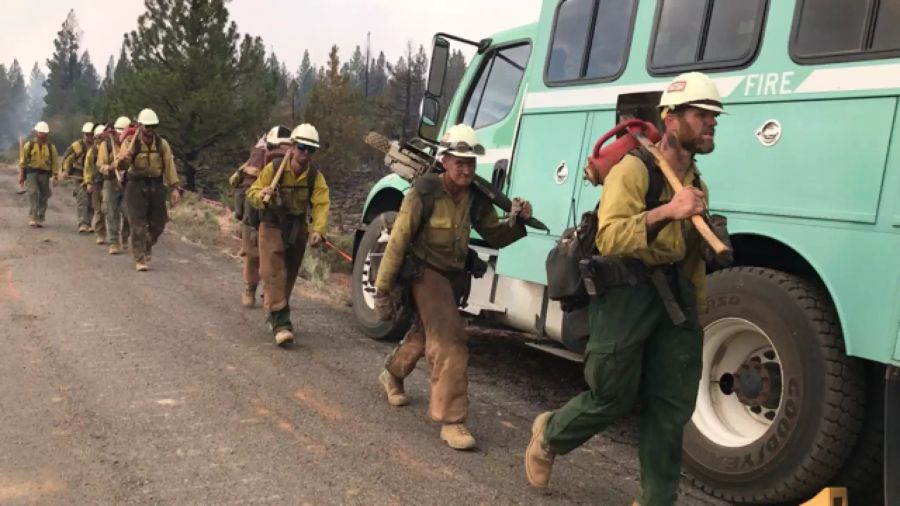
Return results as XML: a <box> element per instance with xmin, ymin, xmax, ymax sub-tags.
<box><xmin>351</xmin><ymin>1</ymin><xmax>900</xmax><ymax>503</ymax></box>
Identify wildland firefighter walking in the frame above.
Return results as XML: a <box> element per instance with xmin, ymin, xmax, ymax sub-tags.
<box><xmin>3</xmin><ymin>0</ymin><xmax>898</xmax><ymax>505</ymax></box>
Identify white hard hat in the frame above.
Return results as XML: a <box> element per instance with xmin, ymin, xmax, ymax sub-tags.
<box><xmin>659</xmin><ymin>72</ymin><xmax>725</xmax><ymax>114</ymax></box>
<box><xmin>439</xmin><ymin>124</ymin><xmax>484</xmax><ymax>158</ymax></box>
<box><xmin>137</xmin><ymin>108</ymin><xmax>160</xmax><ymax>126</ymax></box>
<box><xmin>82</xmin><ymin>122</ymin><xmax>95</xmax><ymax>134</ymax></box>
<box><xmin>34</xmin><ymin>121</ymin><xmax>50</xmax><ymax>133</ymax></box>
<box><xmin>266</xmin><ymin>125</ymin><xmax>292</xmax><ymax>146</ymax></box>
<box><xmin>114</xmin><ymin>116</ymin><xmax>131</xmax><ymax>131</ymax></box>
<box><xmin>290</xmin><ymin>123</ymin><xmax>320</xmax><ymax>148</ymax></box>
<box><xmin>93</xmin><ymin>124</ymin><xmax>106</xmax><ymax>136</ymax></box>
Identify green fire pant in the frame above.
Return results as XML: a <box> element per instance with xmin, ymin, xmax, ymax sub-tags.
<box><xmin>74</xmin><ymin>182</ymin><xmax>92</xmax><ymax>228</ymax></box>
<box><xmin>543</xmin><ymin>273</ymin><xmax>703</xmax><ymax>506</ymax></box>
<box><xmin>25</xmin><ymin>170</ymin><xmax>52</xmax><ymax>222</ymax></box>
<box><xmin>102</xmin><ymin>179</ymin><xmax>130</xmax><ymax>245</ymax></box>
<box><xmin>125</xmin><ymin>177</ymin><xmax>168</xmax><ymax>263</ymax></box>
<box><xmin>91</xmin><ymin>182</ymin><xmax>106</xmax><ymax>240</ymax></box>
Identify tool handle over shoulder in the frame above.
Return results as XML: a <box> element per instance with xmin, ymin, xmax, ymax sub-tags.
<box><xmin>633</xmin><ymin>134</ymin><xmax>730</xmax><ymax>255</ymax></box>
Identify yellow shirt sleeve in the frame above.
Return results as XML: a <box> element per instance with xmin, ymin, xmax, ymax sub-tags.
<box><xmin>84</xmin><ymin>148</ymin><xmax>95</xmax><ymax>184</ymax></box>
<box><xmin>309</xmin><ymin>172</ymin><xmax>330</xmax><ymax>234</ymax></box>
<box><xmin>161</xmin><ymin>139</ymin><xmax>179</xmax><ymax>189</ymax></box>
<box><xmin>246</xmin><ymin>162</ymin><xmax>275</xmax><ymax>209</ymax></box>
<box><xmin>595</xmin><ymin>155</ymin><xmax>651</xmax><ymax>257</ymax></box>
<box><xmin>374</xmin><ymin>192</ymin><xmax>422</xmax><ymax>292</ymax></box>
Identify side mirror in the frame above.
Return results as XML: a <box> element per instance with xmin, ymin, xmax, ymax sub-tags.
<box><xmin>491</xmin><ymin>159</ymin><xmax>508</xmax><ymax>190</ymax></box>
<box><xmin>419</xmin><ymin>96</ymin><xmax>441</xmax><ymax>141</ymax></box>
<box><xmin>427</xmin><ymin>37</ymin><xmax>450</xmax><ymax>98</ymax></box>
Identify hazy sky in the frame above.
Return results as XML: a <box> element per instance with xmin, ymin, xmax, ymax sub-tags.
<box><xmin>0</xmin><ymin>0</ymin><xmax>542</xmax><ymax>80</ymax></box>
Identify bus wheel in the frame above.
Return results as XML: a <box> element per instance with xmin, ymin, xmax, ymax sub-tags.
<box><xmin>684</xmin><ymin>267</ymin><xmax>866</xmax><ymax>504</ymax></box>
<box><xmin>351</xmin><ymin>212</ymin><xmax>411</xmax><ymax>341</ymax></box>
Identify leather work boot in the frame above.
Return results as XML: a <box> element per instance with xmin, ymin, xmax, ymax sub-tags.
<box><xmin>135</xmin><ymin>261</ymin><xmax>149</xmax><ymax>272</ymax></box>
<box><xmin>78</xmin><ymin>224</ymin><xmax>89</xmax><ymax>233</ymax></box>
<box><xmin>108</xmin><ymin>244</ymin><xmax>121</xmax><ymax>255</ymax></box>
<box><xmin>28</xmin><ymin>220</ymin><xmax>38</xmax><ymax>228</ymax></box>
<box><xmin>525</xmin><ymin>411</ymin><xmax>556</xmax><ymax>488</ymax></box>
<box><xmin>241</xmin><ymin>285</ymin><xmax>257</xmax><ymax>308</ymax></box>
<box><xmin>379</xmin><ymin>369</ymin><xmax>409</xmax><ymax>407</ymax></box>
<box><xmin>96</xmin><ymin>237</ymin><xmax>107</xmax><ymax>245</ymax></box>
<box><xmin>440</xmin><ymin>423</ymin><xmax>476</xmax><ymax>450</ymax></box>
<box><xmin>275</xmin><ymin>329</ymin><xmax>294</xmax><ymax>346</ymax></box>
<box><xmin>35</xmin><ymin>220</ymin><xmax>44</xmax><ymax>228</ymax></box>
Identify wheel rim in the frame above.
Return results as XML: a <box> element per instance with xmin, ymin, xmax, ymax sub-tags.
<box><xmin>693</xmin><ymin>317</ymin><xmax>783</xmax><ymax>448</ymax></box>
<box><xmin>359</xmin><ymin>228</ymin><xmax>390</xmax><ymax>310</ymax></box>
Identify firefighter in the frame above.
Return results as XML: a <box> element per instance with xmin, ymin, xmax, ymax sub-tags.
<box><xmin>17</xmin><ymin>121</ymin><xmax>60</xmax><ymax>228</ymax></box>
<box><xmin>96</xmin><ymin>119</ymin><xmax>131</xmax><ymax>255</ymax></box>
<box><xmin>60</xmin><ymin>122</ymin><xmax>95</xmax><ymax>233</ymax></box>
<box><xmin>229</xmin><ymin>126</ymin><xmax>293</xmax><ymax>308</ymax></box>
<box><xmin>372</xmin><ymin>124</ymin><xmax>533</xmax><ymax>450</ymax></box>
<box><xmin>524</xmin><ymin>72</ymin><xmax>723</xmax><ymax>506</ymax></box>
<box><xmin>114</xmin><ymin>108</ymin><xmax>181</xmax><ymax>271</ymax></box>
<box><xmin>245</xmin><ymin>123</ymin><xmax>330</xmax><ymax>346</ymax></box>
<box><xmin>84</xmin><ymin>124</ymin><xmax>108</xmax><ymax>245</ymax></box>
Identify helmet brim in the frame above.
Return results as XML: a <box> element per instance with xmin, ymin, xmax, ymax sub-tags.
<box><xmin>444</xmin><ymin>149</ymin><xmax>479</xmax><ymax>159</ymax></box>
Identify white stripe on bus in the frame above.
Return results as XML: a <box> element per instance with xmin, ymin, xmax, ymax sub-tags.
<box><xmin>523</xmin><ymin>76</ymin><xmax>745</xmax><ymax>110</ymax></box>
<box><xmin>793</xmin><ymin>63</ymin><xmax>900</xmax><ymax>94</ymax></box>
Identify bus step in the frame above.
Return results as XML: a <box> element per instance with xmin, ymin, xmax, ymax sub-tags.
<box><xmin>524</xmin><ymin>342</ymin><xmax>584</xmax><ymax>363</ymax></box>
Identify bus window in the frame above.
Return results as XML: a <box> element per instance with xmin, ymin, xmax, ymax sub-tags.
<box><xmin>585</xmin><ymin>0</ymin><xmax>636</xmax><ymax>79</ymax></box>
<box><xmin>547</xmin><ymin>0</ymin><xmax>594</xmax><ymax>82</ymax></box>
<box><xmin>547</xmin><ymin>0</ymin><xmax>636</xmax><ymax>84</ymax></box>
<box><xmin>649</xmin><ymin>0</ymin><xmax>766</xmax><ymax>73</ymax></box>
<box><xmin>791</xmin><ymin>0</ymin><xmax>900</xmax><ymax>62</ymax></box>
<box><xmin>461</xmin><ymin>44</ymin><xmax>532</xmax><ymax>129</ymax></box>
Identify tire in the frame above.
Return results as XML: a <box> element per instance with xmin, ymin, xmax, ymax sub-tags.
<box><xmin>684</xmin><ymin>267</ymin><xmax>866</xmax><ymax>504</ymax></box>
<box><xmin>831</xmin><ymin>363</ymin><xmax>885</xmax><ymax>504</ymax></box>
<box><xmin>351</xmin><ymin>212</ymin><xmax>412</xmax><ymax>341</ymax></box>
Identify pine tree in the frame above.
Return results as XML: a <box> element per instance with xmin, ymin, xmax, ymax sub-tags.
<box><xmin>341</xmin><ymin>45</ymin><xmax>366</xmax><ymax>93</ymax></box>
<box><xmin>304</xmin><ymin>45</ymin><xmax>364</xmax><ymax>180</ymax></box>
<box><xmin>0</xmin><ymin>65</ymin><xmax>10</xmax><ymax>147</ymax></box>
<box><xmin>118</xmin><ymin>0</ymin><xmax>275</xmax><ymax>192</ymax></box>
<box><xmin>5</xmin><ymin>61</ymin><xmax>28</xmax><ymax>143</ymax></box>
<box><xmin>295</xmin><ymin>50</ymin><xmax>316</xmax><ymax>116</ymax></box>
<box><xmin>44</xmin><ymin>9</ymin><xmax>84</xmax><ymax>117</ymax></box>
<box><xmin>75</xmin><ymin>51</ymin><xmax>100</xmax><ymax>114</ymax></box>
<box><xmin>26</xmin><ymin>63</ymin><xmax>46</xmax><ymax>128</ymax></box>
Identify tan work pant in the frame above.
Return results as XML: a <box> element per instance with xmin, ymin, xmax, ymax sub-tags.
<box><xmin>240</xmin><ymin>223</ymin><xmax>260</xmax><ymax>287</ymax></box>
<box><xmin>385</xmin><ymin>266</ymin><xmax>470</xmax><ymax>424</ymax></box>
<box><xmin>258</xmin><ymin>220</ymin><xmax>307</xmax><ymax>312</ymax></box>
<box><xmin>90</xmin><ymin>182</ymin><xmax>106</xmax><ymax>239</ymax></box>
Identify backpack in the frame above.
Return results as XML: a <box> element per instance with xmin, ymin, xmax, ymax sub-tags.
<box><xmin>411</xmin><ymin>173</ymin><xmax>487</xmax><ymax>243</ymax></box>
<box><xmin>545</xmin><ymin>148</ymin><xmax>701</xmax><ymax>309</ymax></box>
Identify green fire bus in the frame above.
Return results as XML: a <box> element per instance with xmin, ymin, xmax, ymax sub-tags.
<box><xmin>352</xmin><ymin>1</ymin><xmax>900</xmax><ymax>503</ymax></box>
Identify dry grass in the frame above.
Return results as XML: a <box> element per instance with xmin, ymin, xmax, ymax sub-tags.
<box><xmin>167</xmin><ymin>191</ymin><xmax>354</xmax><ymax>293</ymax></box>
<box><xmin>167</xmin><ymin>191</ymin><xmax>229</xmax><ymax>246</ymax></box>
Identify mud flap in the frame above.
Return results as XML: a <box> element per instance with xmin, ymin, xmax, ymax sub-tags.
<box><xmin>887</xmin><ymin>365</ymin><xmax>900</xmax><ymax>506</ymax></box>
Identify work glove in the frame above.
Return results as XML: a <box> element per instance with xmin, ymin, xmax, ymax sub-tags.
<box><xmin>374</xmin><ymin>290</ymin><xmax>394</xmax><ymax>322</ymax></box>
<box><xmin>508</xmin><ymin>197</ymin><xmax>533</xmax><ymax>226</ymax></box>
<box><xmin>702</xmin><ymin>214</ymin><xmax>734</xmax><ymax>269</ymax></box>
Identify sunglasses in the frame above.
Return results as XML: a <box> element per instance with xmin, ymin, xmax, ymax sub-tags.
<box><xmin>295</xmin><ymin>143</ymin><xmax>317</xmax><ymax>154</ymax></box>
<box><xmin>440</xmin><ymin>141</ymin><xmax>485</xmax><ymax>155</ymax></box>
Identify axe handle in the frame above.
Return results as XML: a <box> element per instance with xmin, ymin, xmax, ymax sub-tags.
<box><xmin>632</xmin><ymin>133</ymin><xmax>731</xmax><ymax>256</ymax></box>
<box><xmin>263</xmin><ymin>153</ymin><xmax>291</xmax><ymax>205</ymax></box>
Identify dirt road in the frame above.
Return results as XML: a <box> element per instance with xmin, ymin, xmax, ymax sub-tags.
<box><xmin>0</xmin><ymin>168</ymin><xmax>724</xmax><ymax>505</ymax></box>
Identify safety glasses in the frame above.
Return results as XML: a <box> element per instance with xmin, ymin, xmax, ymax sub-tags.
<box><xmin>295</xmin><ymin>143</ymin><xmax>317</xmax><ymax>155</ymax></box>
<box><xmin>440</xmin><ymin>140</ymin><xmax>485</xmax><ymax>155</ymax></box>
